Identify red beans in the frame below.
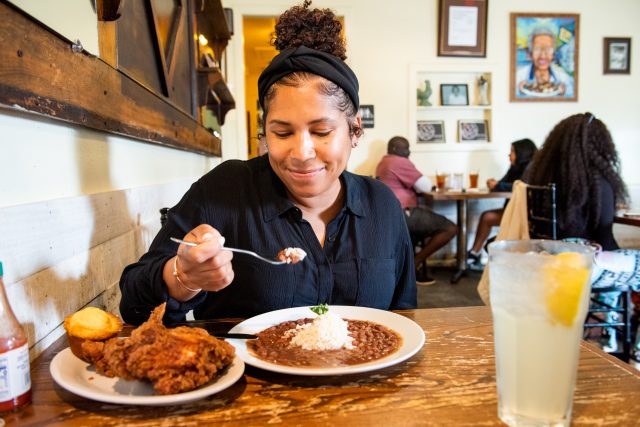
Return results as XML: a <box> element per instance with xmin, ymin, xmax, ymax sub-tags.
<box><xmin>248</xmin><ymin>318</ymin><xmax>402</xmax><ymax>367</ymax></box>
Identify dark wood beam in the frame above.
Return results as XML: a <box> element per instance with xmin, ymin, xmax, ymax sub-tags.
<box><xmin>0</xmin><ymin>1</ymin><xmax>221</xmax><ymax>156</ymax></box>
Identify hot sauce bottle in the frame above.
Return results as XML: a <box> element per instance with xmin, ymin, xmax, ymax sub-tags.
<box><xmin>0</xmin><ymin>261</ymin><xmax>32</xmax><ymax>412</ymax></box>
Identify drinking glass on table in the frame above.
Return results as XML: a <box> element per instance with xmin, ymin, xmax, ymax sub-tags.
<box><xmin>435</xmin><ymin>171</ymin><xmax>447</xmax><ymax>191</ymax></box>
<box><xmin>488</xmin><ymin>240</ymin><xmax>595</xmax><ymax>427</ymax></box>
<box><xmin>469</xmin><ymin>172</ymin><xmax>479</xmax><ymax>189</ymax></box>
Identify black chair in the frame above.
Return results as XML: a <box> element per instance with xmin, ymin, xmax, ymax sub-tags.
<box><xmin>160</xmin><ymin>207</ymin><xmax>169</xmax><ymax>226</ymax></box>
<box><xmin>526</xmin><ymin>183</ymin><xmax>557</xmax><ymax>240</ymax></box>
<box><xmin>526</xmin><ymin>183</ymin><xmax>632</xmax><ymax>362</ymax></box>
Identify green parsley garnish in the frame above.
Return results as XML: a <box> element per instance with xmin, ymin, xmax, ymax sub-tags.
<box><xmin>310</xmin><ymin>303</ymin><xmax>329</xmax><ymax>315</ymax></box>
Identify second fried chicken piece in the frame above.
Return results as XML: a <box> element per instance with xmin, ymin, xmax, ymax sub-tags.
<box><xmin>96</xmin><ymin>303</ymin><xmax>235</xmax><ymax>395</ymax></box>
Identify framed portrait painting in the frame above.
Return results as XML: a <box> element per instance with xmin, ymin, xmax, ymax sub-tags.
<box><xmin>603</xmin><ymin>37</ymin><xmax>631</xmax><ymax>74</ymax></box>
<box><xmin>438</xmin><ymin>0</ymin><xmax>488</xmax><ymax>57</ymax></box>
<box><xmin>510</xmin><ymin>13</ymin><xmax>580</xmax><ymax>102</ymax></box>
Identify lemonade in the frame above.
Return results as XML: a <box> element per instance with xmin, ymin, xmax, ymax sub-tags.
<box><xmin>489</xmin><ymin>240</ymin><xmax>594</xmax><ymax>427</ymax></box>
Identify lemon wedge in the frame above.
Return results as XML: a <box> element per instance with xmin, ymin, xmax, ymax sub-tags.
<box><xmin>543</xmin><ymin>252</ymin><xmax>591</xmax><ymax>326</ymax></box>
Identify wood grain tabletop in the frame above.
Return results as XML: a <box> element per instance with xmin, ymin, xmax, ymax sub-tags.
<box><xmin>5</xmin><ymin>306</ymin><xmax>640</xmax><ymax>426</ymax></box>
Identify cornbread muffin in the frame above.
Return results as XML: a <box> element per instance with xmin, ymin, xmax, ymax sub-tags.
<box><xmin>64</xmin><ymin>307</ymin><xmax>123</xmax><ymax>363</ymax></box>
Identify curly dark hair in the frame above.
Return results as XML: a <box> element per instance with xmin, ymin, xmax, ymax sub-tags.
<box><xmin>272</xmin><ymin>0</ymin><xmax>346</xmax><ymax>59</ymax></box>
<box><xmin>526</xmin><ymin>112</ymin><xmax>628</xmax><ymax>235</ymax></box>
<box><xmin>261</xmin><ymin>1</ymin><xmax>362</xmax><ymax>138</ymax></box>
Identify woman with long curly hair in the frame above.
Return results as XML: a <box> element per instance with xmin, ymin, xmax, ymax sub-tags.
<box><xmin>526</xmin><ymin>113</ymin><xmax>628</xmax><ymax>248</ymax></box>
<box><xmin>119</xmin><ymin>1</ymin><xmax>416</xmax><ymax>324</ymax></box>
<box><xmin>526</xmin><ymin>112</ymin><xmax>639</xmax><ymax>354</ymax></box>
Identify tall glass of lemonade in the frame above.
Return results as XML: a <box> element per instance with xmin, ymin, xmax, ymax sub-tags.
<box><xmin>488</xmin><ymin>240</ymin><xmax>595</xmax><ymax>427</ymax></box>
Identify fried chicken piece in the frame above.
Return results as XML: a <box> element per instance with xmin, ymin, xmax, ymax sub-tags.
<box><xmin>95</xmin><ymin>303</ymin><xmax>235</xmax><ymax>395</ymax></box>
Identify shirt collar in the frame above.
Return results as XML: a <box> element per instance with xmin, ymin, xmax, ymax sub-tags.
<box><xmin>256</xmin><ymin>156</ymin><xmax>367</xmax><ymax>222</ymax></box>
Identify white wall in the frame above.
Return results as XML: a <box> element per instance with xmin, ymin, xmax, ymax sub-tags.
<box><xmin>225</xmin><ymin>0</ymin><xmax>640</xmax><ymax>195</ymax></box>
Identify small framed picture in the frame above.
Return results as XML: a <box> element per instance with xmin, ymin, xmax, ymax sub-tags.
<box><xmin>441</xmin><ymin>84</ymin><xmax>469</xmax><ymax>106</ymax></box>
<box><xmin>358</xmin><ymin>104</ymin><xmax>375</xmax><ymax>128</ymax></box>
<box><xmin>458</xmin><ymin>119</ymin><xmax>489</xmax><ymax>142</ymax></box>
<box><xmin>417</xmin><ymin>120</ymin><xmax>445</xmax><ymax>143</ymax></box>
<box><xmin>604</xmin><ymin>37</ymin><xmax>631</xmax><ymax>74</ymax></box>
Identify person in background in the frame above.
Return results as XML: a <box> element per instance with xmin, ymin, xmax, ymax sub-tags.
<box><xmin>376</xmin><ymin>136</ymin><xmax>457</xmax><ymax>285</ymax></box>
<box><xmin>526</xmin><ymin>112</ymin><xmax>639</xmax><ymax>354</ymax></box>
<box><xmin>119</xmin><ymin>0</ymin><xmax>416</xmax><ymax>325</ymax></box>
<box><xmin>467</xmin><ymin>138</ymin><xmax>537</xmax><ymax>264</ymax></box>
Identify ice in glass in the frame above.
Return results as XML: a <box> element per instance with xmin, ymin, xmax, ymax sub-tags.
<box><xmin>488</xmin><ymin>240</ymin><xmax>595</xmax><ymax>427</ymax></box>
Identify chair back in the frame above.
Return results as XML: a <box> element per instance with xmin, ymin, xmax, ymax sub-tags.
<box><xmin>160</xmin><ymin>207</ymin><xmax>169</xmax><ymax>226</ymax></box>
<box><xmin>526</xmin><ymin>183</ymin><xmax>557</xmax><ymax>240</ymax></box>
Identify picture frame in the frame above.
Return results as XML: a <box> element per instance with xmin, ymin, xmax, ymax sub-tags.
<box><xmin>358</xmin><ymin>104</ymin><xmax>375</xmax><ymax>128</ymax></box>
<box><xmin>440</xmin><ymin>83</ymin><xmax>469</xmax><ymax>106</ymax></box>
<box><xmin>458</xmin><ymin>119</ymin><xmax>489</xmax><ymax>142</ymax></box>
<box><xmin>603</xmin><ymin>37</ymin><xmax>631</xmax><ymax>74</ymax></box>
<box><xmin>510</xmin><ymin>13</ymin><xmax>580</xmax><ymax>102</ymax></box>
<box><xmin>438</xmin><ymin>0</ymin><xmax>488</xmax><ymax>57</ymax></box>
<box><xmin>417</xmin><ymin>120</ymin><xmax>446</xmax><ymax>144</ymax></box>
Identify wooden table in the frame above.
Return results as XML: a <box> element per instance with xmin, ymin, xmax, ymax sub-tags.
<box><xmin>615</xmin><ymin>213</ymin><xmax>640</xmax><ymax>227</ymax></box>
<box><xmin>9</xmin><ymin>306</ymin><xmax>640</xmax><ymax>426</ymax></box>
<box><xmin>424</xmin><ymin>190</ymin><xmax>511</xmax><ymax>283</ymax></box>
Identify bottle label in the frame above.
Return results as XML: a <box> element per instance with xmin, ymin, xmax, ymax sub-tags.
<box><xmin>0</xmin><ymin>344</ymin><xmax>31</xmax><ymax>401</ymax></box>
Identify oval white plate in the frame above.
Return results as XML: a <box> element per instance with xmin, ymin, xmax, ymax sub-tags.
<box><xmin>228</xmin><ymin>306</ymin><xmax>425</xmax><ymax>376</ymax></box>
<box><xmin>50</xmin><ymin>348</ymin><xmax>244</xmax><ymax>405</ymax></box>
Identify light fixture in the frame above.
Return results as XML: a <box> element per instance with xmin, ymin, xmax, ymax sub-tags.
<box><xmin>198</xmin><ymin>34</ymin><xmax>208</xmax><ymax>46</ymax></box>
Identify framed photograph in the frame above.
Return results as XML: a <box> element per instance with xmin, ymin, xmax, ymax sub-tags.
<box><xmin>458</xmin><ymin>119</ymin><xmax>489</xmax><ymax>142</ymax></box>
<box><xmin>604</xmin><ymin>37</ymin><xmax>631</xmax><ymax>74</ymax></box>
<box><xmin>417</xmin><ymin>120</ymin><xmax>445</xmax><ymax>144</ymax></box>
<box><xmin>358</xmin><ymin>104</ymin><xmax>374</xmax><ymax>128</ymax></box>
<box><xmin>441</xmin><ymin>84</ymin><xmax>469</xmax><ymax>106</ymax></box>
<box><xmin>510</xmin><ymin>13</ymin><xmax>579</xmax><ymax>102</ymax></box>
<box><xmin>438</xmin><ymin>0</ymin><xmax>488</xmax><ymax>57</ymax></box>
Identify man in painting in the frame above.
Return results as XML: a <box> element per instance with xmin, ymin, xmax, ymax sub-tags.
<box><xmin>516</xmin><ymin>26</ymin><xmax>573</xmax><ymax>98</ymax></box>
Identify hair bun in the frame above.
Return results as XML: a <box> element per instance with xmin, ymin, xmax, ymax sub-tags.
<box><xmin>273</xmin><ymin>0</ymin><xmax>347</xmax><ymax>60</ymax></box>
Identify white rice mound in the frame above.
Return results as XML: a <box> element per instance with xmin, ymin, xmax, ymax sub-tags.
<box><xmin>286</xmin><ymin>311</ymin><xmax>354</xmax><ymax>351</ymax></box>
<box><xmin>283</xmin><ymin>247</ymin><xmax>307</xmax><ymax>264</ymax></box>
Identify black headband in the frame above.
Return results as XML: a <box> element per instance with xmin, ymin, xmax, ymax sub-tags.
<box><xmin>257</xmin><ymin>45</ymin><xmax>359</xmax><ymax>111</ymax></box>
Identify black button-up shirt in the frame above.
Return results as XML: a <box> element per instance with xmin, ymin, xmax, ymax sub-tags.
<box><xmin>120</xmin><ymin>155</ymin><xmax>416</xmax><ymax>325</ymax></box>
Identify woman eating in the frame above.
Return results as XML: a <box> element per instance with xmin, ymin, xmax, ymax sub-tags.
<box><xmin>119</xmin><ymin>1</ymin><xmax>416</xmax><ymax>325</ymax></box>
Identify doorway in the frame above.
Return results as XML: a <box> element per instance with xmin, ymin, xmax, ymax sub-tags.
<box><xmin>243</xmin><ymin>16</ymin><xmax>277</xmax><ymax>158</ymax></box>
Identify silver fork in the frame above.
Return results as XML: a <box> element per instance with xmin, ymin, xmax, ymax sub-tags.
<box><xmin>170</xmin><ymin>237</ymin><xmax>286</xmax><ymax>265</ymax></box>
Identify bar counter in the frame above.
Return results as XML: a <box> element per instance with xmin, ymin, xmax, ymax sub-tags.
<box><xmin>6</xmin><ymin>306</ymin><xmax>640</xmax><ymax>426</ymax></box>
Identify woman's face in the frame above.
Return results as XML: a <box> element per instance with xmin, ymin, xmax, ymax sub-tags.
<box><xmin>509</xmin><ymin>145</ymin><xmax>516</xmax><ymax>165</ymax></box>
<box><xmin>264</xmin><ymin>82</ymin><xmax>358</xmax><ymax>201</ymax></box>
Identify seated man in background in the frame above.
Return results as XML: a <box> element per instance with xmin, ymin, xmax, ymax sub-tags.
<box><xmin>376</xmin><ymin>136</ymin><xmax>457</xmax><ymax>285</ymax></box>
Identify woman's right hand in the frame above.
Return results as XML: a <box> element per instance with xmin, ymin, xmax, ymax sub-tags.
<box><xmin>163</xmin><ymin>224</ymin><xmax>235</xmax><ymax>300</ymax></box>
<box><xmin>486</xmin><ymin>178</ymin><xmax>497</xmax><ymax>190</ymax></box>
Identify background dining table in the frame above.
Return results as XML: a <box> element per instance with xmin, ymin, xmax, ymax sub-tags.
<box><xmin>7</xmin><ymin>306</ymin><xmax>640</xmax><ymax>426</ymax></box>
<box><xmin>424</xmin><ymin>190</ymin><xmax>511</xmax><ymax>283</ymax></box>
<box><xmin>615</xmin><ymin>212</ymin><xmax>640</xmax><ymax>228</ymax></box>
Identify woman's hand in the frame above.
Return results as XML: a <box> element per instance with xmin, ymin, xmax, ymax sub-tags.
<box><xmin>163</xmin><ymin>224</ymin><xmax>235</xmax><ymax>300</ymax></box>
<box><xmin>486</xmin><ymin>178</ymin><xmax>497</xmax><ymax>190</ymax></box>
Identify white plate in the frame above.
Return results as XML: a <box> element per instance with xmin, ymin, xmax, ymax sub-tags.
<box><xmin>228</xmin><ymin>306</ymin><xmax>425</xmax><ymax>376</ymax></box>
<box><xmin>50</xmin><ymin>348</ymin><xmax>244</xmax><ymax>405</ymax></box>
<box><xmin>520</xmin><ymin>85</ymin><xmax>562</xmax><ymax>97</ymax></box>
